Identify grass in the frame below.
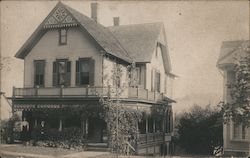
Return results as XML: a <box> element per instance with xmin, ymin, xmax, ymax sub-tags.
<box><xmin>0</xmin><ymin>144</ymin><xmax>75</xmax><ymax>157</ymax></box>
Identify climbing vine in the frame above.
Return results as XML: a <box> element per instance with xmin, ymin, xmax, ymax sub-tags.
<box><xmin>219</xmin><ymin>46</ymin><xmax>250</xmax><ymax>126</ymax></box>
<box><xmin>98</xmin><ymin>61</ymin><xmax>142</xmax><ymax>154</ymax></box>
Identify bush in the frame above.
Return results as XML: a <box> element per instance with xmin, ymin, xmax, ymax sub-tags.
<box><xmin>33</xmin><ymin>127</ymin><xmax>86</xmax><ymax>151</ymax></box>
<box><xmin>176</xmin><ymin>105</ymin><xmax>223</xmax><ymax>155</ymax></box>
<box><xmin>0</xmin><ymin>114</ymin><xmax>21</xmax><ymax>143</ymax></box>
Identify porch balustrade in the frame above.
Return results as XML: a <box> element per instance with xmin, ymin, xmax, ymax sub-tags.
<box><xmin>137</xmin><ymin>132</ymin><xmax>171</xmax><ymax>146</ymax></box>
<box><xmin>13</xmin><ymin>86</ymin><xmax>166</xmax><ymax>102</ymax></box>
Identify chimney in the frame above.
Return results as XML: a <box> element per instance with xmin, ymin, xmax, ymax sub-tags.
<box><xmin>113</xmin><ymin>17</ymin><xmax>120</xmax><ymax>26</ymax></box>
<box><xmin>91</xmin><ymin>3</ymin><xmax>98</xmax><ymax>22</ymax></box>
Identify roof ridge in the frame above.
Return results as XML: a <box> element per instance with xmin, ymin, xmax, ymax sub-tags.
<box><xmin>108</xmin><ymin>22</ymin><xmax>164</xmax><ymax>28</ymax></box>
<box><xmin>61</xmin><ymin>2</ymin><xmax>133</xmax><ymax>62</ymax></box>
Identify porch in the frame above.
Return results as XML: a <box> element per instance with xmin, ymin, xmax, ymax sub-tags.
<box><xmin>12</xmin><ymin>86</ymin><xmax>175</xmax><ymax>103</ymax></box>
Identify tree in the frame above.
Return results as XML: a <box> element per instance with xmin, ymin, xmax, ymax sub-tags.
<box><xmin>176</xmin><ymin>105</ymin><xmax>223</xmax><ymax>155</ymax></box>
<box><xmin>98</xmin><ymin>61</ymin><xmax>142</xmax><ymax>155</ymax></box>
<box><xmin>219</xmin><ymin>50</ymin><xmax>250</xmax><ymax>127</ymax></box>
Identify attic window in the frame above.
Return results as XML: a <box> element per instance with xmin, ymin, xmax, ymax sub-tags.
<box><xmin>59</xmin><ymin>28</ymin><xmax>67</xmax><ymax>45</ymax></box>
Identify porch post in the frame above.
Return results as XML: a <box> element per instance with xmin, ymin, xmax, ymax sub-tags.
<box><xmin>34</xmin><ymin>119</ymin><xmax>38</xmax><ymax>128</ymax></box>
<box><xmin>58</xmin><ymin>118</ymin><xmax>62</xmax><ymax>132</ymax></box>
<box><xmin>136</xmin><ymin>120</ymin><xmax>139</xmax><ymax>154</ymax></box>
<box><xmin>153</xmin><ymin>119</ymin><xmax>156</xmax><ymax>133</ymax></box>
<box><xmin>81</xmin><ymin>119</ymin><xmax>85</xmax><ymax>136</ymax></box>
<box><xmin>153</xmin><ymin>118</ymin><xmax>156</xmax><ymax>155</ymax></box>
<box><xmin>146</xmin><ymin>116</ymin><xmax>148</xmax><ymax>155</ymax></box>
<box><xmin>85</xmin><ymin>118</ymin><xmax>89</xmax><ymax>139</ymax></box>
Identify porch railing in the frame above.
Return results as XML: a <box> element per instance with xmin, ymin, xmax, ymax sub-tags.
<box><xmin>137</xmin><ymin>132</ymin><xmax>171</xmax><ymax>146</ymax></box>
<box><xmin>13</xmin><ymin>86</ymin><xmax>166</xmax><ymax>102</ymax></box>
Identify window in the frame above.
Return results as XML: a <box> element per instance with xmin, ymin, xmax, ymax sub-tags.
<box><xmin>242</xmin><ymin>125</ymin><xmax>247</xmax><ymax>139</ymax></box>
<box><xmin>135</xmin><ymin>67</ymin><xmax>141</xmax><ymax>85</ymax></box>
<box><xmin>34</xmin><ymin>60</ymin><xmax>45</xmax><ymax>87</ymax></box>
<box><xmin>76</xmin><ymin>58</ymin><xmax>95</xmax><ymax>86</ymax></box>
<box><xmin>233</xmin><ymin>123</ymin><xmax>240</xmax><ymax>139</ymax></box>
<box><xmin>155</xmin><ymin>71</ymin><xmax>161</xmax><ymax>92</ymax></box>
<box><xmin>130</xmin><ymin>67</ymin><xmax>141</xmax><ymax>87</ymax></box>
<box><xmin>164</xmin><ymin>75</ymin><xmax>167</xmax><ymax>94</ymax></box>
<box><xmin>112</xmin><ymin>63</ymin><xmax>122</xmax><ymax>88</ymax></box>
<box><xmin>53</xmin><ymin>59</ymin><xmax>71</xmax><ymax>86</ymax></box>
<box><xmin>151</xmin><ymin>69</ymin><xmax>154</xmax><ymax>91</ymax></box>
<box><xmin>59</xmin><ymin>28</ymin><xmax>67</xmax><ymax>45</ymax></box>
<box><xmin>233</xmin><ymin>123</ymin><xmax>248</xmax><ymax>140</ymax></box>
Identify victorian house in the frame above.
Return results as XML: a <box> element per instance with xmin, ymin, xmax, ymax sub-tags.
<box><xmin>217</xmin><ymin>40</ymin><xmax>250</xmax><ymax>156</ymax></box>
<box><xmin>11</xmin><ymin>2</ymin><xmax>176</xmax><ymax>155</ymax></box>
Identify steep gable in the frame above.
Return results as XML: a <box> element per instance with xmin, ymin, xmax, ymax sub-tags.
<box><xmin>15</xmin><ymin>2</ymin><xmax>132</xmax><ymax>63</ymax></box>
<box><xmin>43</xmin><ymin>5</ymin><xmax>78</xmax><ymax>28</ymax></box>
<box><xmin>217</xmin><ymin>40</ymin><xmax>249</xmax><ymax>69</ymax></box>
<box><xmin>108</xmin><ymin>22</ymin><xmax>172</xmax><ymax>73</ymax></box>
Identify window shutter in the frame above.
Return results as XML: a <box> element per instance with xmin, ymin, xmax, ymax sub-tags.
<box><xmin>53</xmin><ymin>61</ymin><xmax>58</xmax><ymax>86</ymax></box>
<box><xmin>75</xmin><ymin>60</ymin><xmax>80</xmax><ymax>86</ymax></box>
<box><xmin>89</xmin><ymin>59</ymin><xmax>95</xmax><ymax>86</ymax></box>
<box><xmin>66</xmin><ymin>61</ymin><xmax>71</xmax><ymax>86</ymax></box>
<box><xmin>40</xmin><ymin>61</ymin><xmax>45</xmax><ymax>87</ymax></box>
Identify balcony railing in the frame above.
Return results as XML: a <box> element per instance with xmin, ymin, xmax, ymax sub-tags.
<box><xmin>13</xmin><ymin>86</ymin><xmax>167</xmax><ymax>102</ymax></box>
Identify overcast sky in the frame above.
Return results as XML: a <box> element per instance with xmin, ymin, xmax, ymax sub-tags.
<box><xmin>1</xmin><ymin>0</ymin><xmax>249</xmax><ymax>118</ymax></box>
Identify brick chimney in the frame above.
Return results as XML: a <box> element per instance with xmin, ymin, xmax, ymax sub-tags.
<box><xmin>91</xmin><ymin>3</ymin><xmax>98</xmax><ymax>22</ymax></box>
<box><xmin>113</xmin><ymin>17</ymin><xmax>120</xmax><ymax>26</ymax></box>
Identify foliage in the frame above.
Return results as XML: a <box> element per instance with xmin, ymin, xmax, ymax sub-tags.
<box><xmin>176</xmin><ymin>105</ymin><xmax>223</xmax><ymax>155</ymax></box>
<box><xmin>0</xmin><ymin>114</ymin><xmax>21</xmax><ymax>143</ymax></box>
<box><xmin>99</xmin><ymin>62</ymin><xmax>142</xmax><ymax>155</ymax></box>
<box><xmin>33</xmin><ymin>127</ymin><xmax>85</xmax><ymax>151</ymax></box>
<box><xmin>219</xmin><ymin>49</ymin><xmax>250</xmax><ymax>126</ymax></box>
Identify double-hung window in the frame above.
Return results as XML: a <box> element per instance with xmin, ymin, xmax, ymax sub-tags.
<box><xmin>76</xmin><ymin>58</ymin><xmax>95</xmax><ymax>86</ymax></box>
<box><xmin>233</xmin><ymin>123</ymin><xmax>248</xmax><ymax>140</ymax></box>
<box><xmin>130</xmin><ymin>67</ymin><xmax>141</xmax><ymax>87</ymax></box>
<box><xmin>59</xmin><ymin>28</ymin><xmax>67</xmax><ymax>45</ymax></box>
<box><xmin>53</xmin><ymin>59</ymin><xmax>71</xmax><ymax>86</ymax></box>
<box><xmin>34</xmin><ymin>60</ymin><xmax>45</xmax><ymax>87</ymax></box>
<box><xmin>155</xmin><ymin>71</ymin><xmax>161</xmax><ymax>92</ymax></box>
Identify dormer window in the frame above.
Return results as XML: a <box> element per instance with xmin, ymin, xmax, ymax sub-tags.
<box><xmin>59</xmin><ymin>28</ymin><xmax>67</xmax><ymax>45</ymax></box>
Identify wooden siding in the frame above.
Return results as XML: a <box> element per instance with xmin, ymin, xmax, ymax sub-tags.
<box><xmin>24</xmin><ymin>26</ymin><xmax>103</xmax><ymax>88</ymax></box>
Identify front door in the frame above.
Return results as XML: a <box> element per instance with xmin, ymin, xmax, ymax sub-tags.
<box><xmin>88</xmin><ymin>117</ymin><xmax>106</xmax><ymax>143</ymax></box>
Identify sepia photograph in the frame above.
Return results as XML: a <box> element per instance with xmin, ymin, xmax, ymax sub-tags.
<box><xmin>0</xmin><ymin>0</ymin><xmax>249</xmax><ymax>157</ymax></box>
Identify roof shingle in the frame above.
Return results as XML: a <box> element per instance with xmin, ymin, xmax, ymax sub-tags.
<box><xmin>108</xmin><ymin>23</ymin><xmax>164</xmax><ymax>62</ymax></box>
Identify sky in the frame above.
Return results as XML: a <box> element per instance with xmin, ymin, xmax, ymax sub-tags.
<box><xmin>1</xmin><ymin>0</ymin><xmax>249</xmax><ymax>118</ymax></box>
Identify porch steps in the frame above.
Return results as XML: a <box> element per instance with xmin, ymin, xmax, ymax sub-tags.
<box><xmin>86</xmin><ymin>143</ymin><xmax>110</xmax><ymax>152</ymax></box>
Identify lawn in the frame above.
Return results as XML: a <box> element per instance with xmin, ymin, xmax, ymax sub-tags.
<box><xmin>0</xmin><ymin>144</ymin><xmax>75</xmax><ymax>157</ymax></box>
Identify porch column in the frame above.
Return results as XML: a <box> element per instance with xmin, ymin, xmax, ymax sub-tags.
<box><xmin>166</xmin><ymin>142</ymin><xmax>169</xmax><ymax>155</ymax></box>
<box><xmin>34</xmin><ymin>119</ymin><xmax>38</xmax><ymax>128</ymax></box>
<box><xmin>146</xmin><ymin>116</ymin><xmax>148</xmax><ymax>155</ymax></box>
<box><xmin>58</xmin><ymin>118</ymin><xmax>62</xmax><ymax>132</ymax></box>
<box><xmin>153</xmin><ymin>119</ymin><xmax>156</xmax><ymax>155</ymax></box>
<box><xmin>85</xmin><ymin>118</ymin><xmax>89</xmax><ymax>139</ymax></box>
<box><xmin>81</xmin><ymin>119</ymin><xmax>86</xmax><ymax>135</ymax></box>
<box><xmin>153</xmin><ymin>119</ymin><xmax>156</xmax><ymax>133</ymax></box>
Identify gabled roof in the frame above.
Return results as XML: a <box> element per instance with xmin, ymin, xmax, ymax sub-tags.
<box><xmin>217</xmin><ymin>40</ymin><xmax>249</xmax><ymax>69</ymax></box>
<box><xmin>15</xmin><ymin>2</ymin><xmax>174</xmax><ymax>74</ymax></box>
<box><xmin>108</xmin><ymin>23</ymin><xmax>163</xmax><ymax>62</ymax></box>
<box><xmin>15</xmin><ymin>2</ymin><xmax>132</xmax><ymax>63</ymax></box>
<box><xmin>108</xmin><ymin>23</ymin><xmax>172</xmax><ymax>72</ymax></box>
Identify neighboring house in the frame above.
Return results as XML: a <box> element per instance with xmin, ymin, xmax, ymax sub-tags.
<box><xmin>10</xmin><ymin>2</ymin><xmax>176</xmax><ymax>155</ymax></box>
<box><xmin>217</xmin><ymin>40</ymin><xmax>250</xmax><ymax>156</ymax></box>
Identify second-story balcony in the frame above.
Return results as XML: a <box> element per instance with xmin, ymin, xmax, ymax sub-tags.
<box><xmin>12</xmin><ymin>86</ymin><xmax>175</xmax><ymax>103</ymax></box>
